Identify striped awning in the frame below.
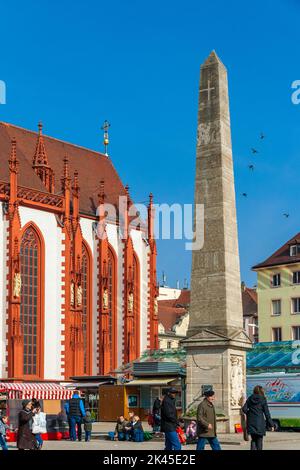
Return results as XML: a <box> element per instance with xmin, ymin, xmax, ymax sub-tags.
<box><xmin>0</xmin><ymin>382</ymin><xmax>73</xmax><ymax>400</ymax></box>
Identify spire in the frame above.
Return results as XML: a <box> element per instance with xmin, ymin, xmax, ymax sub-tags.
<box><xmin>61</xmin><ymin>155</ymin><xmax>71</xmax><ymax>191</ymax></box>
<box><xmin>9</xmin><ymin>138</ymin><xmax>19</xmax><ymax>173</ymax></box>
<box><xmin>148</xmin><ymin>192</ymin><xmax>154</xmax><ymax>241</ymax></box>
<box><xmin>101</xmin><ymin>120</ymin><xmax>110</xmax><ymax>156</ymax></box>
<box><xmin>202</xmin><ymin>50</ymin><xmax>225</xmax><ymax>68</ymax></box>
<box><xmin>32</xmin><ymin>122</ymin><xmax>55</xmax><ymax>192</ymax></box>
<box><xmin>33</xmin><ymin>122</ymin><xmax>48</xmax><ymax>167</ymax></box>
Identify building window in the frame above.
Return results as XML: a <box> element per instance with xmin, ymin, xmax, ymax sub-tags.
<box><xmin>272</xmin><ymin>300</ymin><xmax>281</xmax><ymax>316</ymax></box>
<box><xmin>167</xmin><ymin>341</ymin><xmax>172</xmax><ymax>349</ymax></box>
<box><xmin>292</xmin><ymin>298</ymin><xmax>300</xmax><ymax>314</ymax></box>
<box><xmin>290</xmin><ymin>245</ymin><xmax>300</xmax><ymax>257</ymax></box>
<box><xmin>272</xmin><ymin>327</ymin><xmax>282</xmax><ymax>342</ymax></box>
<box><xmin>82</xmin><ymin>243</ymin><xmax>91</xmax><ymax>374</ymax></box>
<box><xmin>292</xmin><ymin>326</ymin><xmax>300</xmax><ymax>340</ymax></box>
<box><xmin>132</xmin><ymin>253</ymin><xmax>140</xmax><ymax>359</ymax></box>
<box><xmin>271</xmin><ymin>273</ymin><xmax>281</xmax><ymax>288</ymax></box>
<box><xmin>108</xmin><ymin>246</ymin><xmax>117</xmax><ymax>371</ymax></box>
<box><xmin>293</xmin><ymin>271</ymin><xmax>300</xmax><ymax>285</ymax></box>
<box><xmin>20</xmin><ymin>226</ymin><xmax>42</xmax><ymax>378</ymax></box>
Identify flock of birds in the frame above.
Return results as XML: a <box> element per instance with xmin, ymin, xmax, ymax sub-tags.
<box><xmin>241</xmin><ymin>133</ymin><xmax>290</xmax><ymax>220</ymax></box>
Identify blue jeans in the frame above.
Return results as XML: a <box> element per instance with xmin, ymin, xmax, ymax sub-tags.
<box><xmin>133</xmin><ymin>429</ymin><xmax>144</xmax><ymax>442</ymax></box>
<box><xmin>69</xmin><ymin>416</ymin><xmax>82</xmax><ymax>441</ymax></box>
<box><xmin>85</xmin><ymin>431</ymin><xmax>91</xmax><ymax>442</ymax></box>
<box><xmin>35</xmin><ymin>433</ymin><xmax>43</xmax><ymax>447</ymax></box>
<box><xmin>0</xmin><ymin>434</ymin><xmax>8</xmax><ymax>451</ymax></box>
<box><xmin>197</xmin><ymin>437</ymin><xmax>221</xmax><ymax>450</ymax></box>
<box><xmin>118</xmin><ymin>432</ymin><xmax>129</xmax><ymax>441</ymax></box>
<box><xmin>164</xmin><ymin>431</ymin><xmax>181</xmax><ymax>450</ymax></box>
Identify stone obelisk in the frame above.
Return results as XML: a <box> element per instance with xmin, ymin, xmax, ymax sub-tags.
<box><xmin>182</xmin><ymin>51</ymin><xmax>252</xmax><ymax>432</ymax></box>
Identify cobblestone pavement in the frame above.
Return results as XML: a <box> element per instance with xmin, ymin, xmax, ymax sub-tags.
<box><xmin>5</xmin><ymin>432</ymin><xmax>300</xmax><ymax>450</ymax></box>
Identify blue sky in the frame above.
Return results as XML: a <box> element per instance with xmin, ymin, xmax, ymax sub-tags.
<box><xmin>1</xmin><ymin>0</ymin><xmax>300</xmax><ymax>288</ymax></box>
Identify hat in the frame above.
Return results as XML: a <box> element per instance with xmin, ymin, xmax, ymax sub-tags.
<box><xmin>204</xmin><ymin>390</ymin><xmax>215</xmax><ymax>398</ymax></box>
<box><xmin>167</xmin><ymin>387</ymin><xmax>179</xmax><ymax>394</ymax></box>
<box><xmin>22</xmin><ymin>399</ymin><xmax>31</xmax><ymax>408</ymax></box>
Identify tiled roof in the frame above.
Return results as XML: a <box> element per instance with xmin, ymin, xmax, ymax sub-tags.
<box><xmin>242</xmin><ymin>287</ymin><xmax>257</xmax><ymax>318</ymax></box>
<box><xmin>252</xmin><ymin>232</ymin><xmax>300</xmax><ymax>270</ymax></box>
<box><xmin>158</xmin><ymin>290</ymin><xmax>190</xmax><ymax>332</ymax></box>
<box><xmin>0</xmin><ymin>122</ymin><xmax>129</xmax><ymax>218</ymax></box>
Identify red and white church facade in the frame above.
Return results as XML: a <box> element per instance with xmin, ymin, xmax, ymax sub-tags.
<box><xmin>0</xmin><ymin>121</ymin><xmax>158</xmax><ymax>381</ymax></box>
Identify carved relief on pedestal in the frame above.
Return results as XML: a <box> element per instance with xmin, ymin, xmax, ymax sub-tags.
<box><xmin>70</xmin><ymin>282</ymin><xmax>75</xmax><ymax>307</ymax></box>
<box><xmin>230</xmin><ymin>355</ymin><xmax>244</xmax><ymax>409</ymax></box>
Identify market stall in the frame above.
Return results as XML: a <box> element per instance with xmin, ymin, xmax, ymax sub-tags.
<box><xmin>0</xmin><ymin>382</ymin><xmax>73</xmax><ymax>441</ymax></box>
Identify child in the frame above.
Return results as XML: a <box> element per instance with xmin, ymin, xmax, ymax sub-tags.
<box><xmin>176</xmin><ymin>418</ymin><xmax>186</xmax><ymax>445</ymax></box>
<box><xmin>132</xmin><ymin>415</ymin><xmax>144</xmax><ymax>442</ymax></box>
<box><xmin>32</xmin><ymin>402</ymin><xmax>47</xmax><ymax>449</ymax></box>
<box><xmin>186</xmin><ymin>420</ymin><xmax>197</xmax><ymax>444</ymax></box>
<box><xmin>83</xmin><ymin>411</ymin><xmax>93</xmax><ymax>442</ymax></box>
<box><xmin>0</xmin><ymin>415</ymin><xmax>9</xmax><ymax>451</ymax></box>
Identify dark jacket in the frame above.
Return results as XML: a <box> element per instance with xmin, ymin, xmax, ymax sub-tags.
<box><xmin>152</xmin><ymin>398</ymin><xmax>161</xmax><ymax>415</ymax></box>
<box><xmin>115</xmin><ymin>419</ymin><xmax>128</xmax><ymax>434</ymax></box>
<box><xmin>66</xmin><ymin>396</ymin><xmax>86</xmax><ymax>417</ymax></box>
<box><xmin>17</xmin><ymin>410</ymin><xmax>37</xmax><ymax>450</ymax></box>
<box><xmin>83</xmin><ymin>412</ymin><xmax>93</xmax><ymax>432</ymax></box>
<box><xmin>197</xmin><ymin>398</ymin><xmax>217</xmax><ymax>438</ymax></box>
<box><xmin>132</xmin><ymin>420</ymin><xmax>144</xmax><ymax>432</ymax></box>
<box><xmin>242</xmin><ymin>393</ymin><xmax>274</xmax><ymax>436</ymax></box>
<box><xmin>160</xmin><ymin>395</ymin><xmax>178</xmax><ymax>432</ymax></box>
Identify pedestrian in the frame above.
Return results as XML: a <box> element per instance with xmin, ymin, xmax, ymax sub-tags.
<box><xmin>132</xmin><ymin>415</ymin><xmax>144</xmax><ymax>442</ymax></box>
<box><xmin>186</xmin><ymin>420</ymin><xmax>197</xmax><ymax>444</ymax></box>
<box><xmin>176</xmin><ymin>418</ymin><xmax>187</xmax><ymax>445</ymax></box>
<box><xmin>242</xmin><ymin>385</ymin><xmax>274</xmax><ymax>450</ymax></box>
<box><xmin>64</xmin><ymin>391</ymin><xmax>86</xmax><ymax>441</ymax></box>
<box><xmin>32</xmin><ymin>401</ymin><xmax>47</xmax><ymax>449</ymax></box>
<box><xmin>17</xmin><ymin>400</ymin><xmax>38</xmax><ymax>450</ymax></box>
<box><xmin>83</xmin><ymin>411</ymin><xmax>93</xmax><ymax>442</ymax></box>
<box><xmin>196</xmin><ymin>390</ymin><xmax>221</xmax><ymax>451</ymax></box>
<box><xmin>152</xmin><ymin>397</ymin><xmax>161</xmax><ymax>432</ymax></box>
<box><xmin>161</xmin><ymin>388</ymin><xmax>181</xmax><ymax>451</ymax></box>
<box><xmin>0</xmin><ymin>415</ymin><xmax>9</xmax><ymax>451</ymax></box>
<box><xmin>124</xmin><ymin>411</ymin><xmax>135</xmax><ymax>441</ymax></box>
<box><xmin>114</xmin><ymin>416</ymin><xmax>129</xmax><ymax>441</ymax></box>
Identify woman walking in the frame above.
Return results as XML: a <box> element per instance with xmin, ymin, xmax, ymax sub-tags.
<box><xmin>242</xmin><ymin>385</ymin><xmax>274</xmax><ymax>450</ymax></box>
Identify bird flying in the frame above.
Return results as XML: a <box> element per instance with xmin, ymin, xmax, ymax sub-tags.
<box><xmin>260</xmin><ymin>132</ymin><xmax>265</xmax><ymax>140</ymax></box>
<box><xmin>283</xmin><ymin>213</ymin><xmax>290</xmax><ymax>218</ymax></box>
<box><xmin>251</xmin><ymin>148</ymin><xmax>258</xmax><ymax>154</ymax></box>
<box><xmin>248</xmin><ymin>164</ymin><xmax>255</xmax><ymax>171</ymax></box>
<box><xmin>242</xmin><ymin>193</ymin><xmax>248</xmax><ymax>198</ymax></box>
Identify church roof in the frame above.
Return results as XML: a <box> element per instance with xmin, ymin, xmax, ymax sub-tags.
<box><xmin>242</xmin><ymin>287</ymin><xmax>257</xmax><ymax>318</ymax></box>
<box><xmin>0</xmin><ymin>121</ymin><xmax>128</xmax><ymax>218</ymax></box>
<box><xmin>252</xmin><ymin>232</ymin><xmax>300</xmax><ymax>270</ymax></box>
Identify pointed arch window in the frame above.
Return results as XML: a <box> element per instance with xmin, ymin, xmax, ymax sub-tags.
<box><xmin>20</xmin><ymin>225</ymin><xmax>44</xmax><ymax>378</ymax></box>
<box><xmin>108</xmin><ymin>246</ymin><xmax>117</xmax><ymax>371</ymax></box>
<box><xmin>132</xmin><ymin>253</ymin><xmax>140</xmax><ymax>358</ymax></box>
<box><xmin>82</xmin><ymin>243</ymin><xmax>92</xmax><ymax>375</ymax></box>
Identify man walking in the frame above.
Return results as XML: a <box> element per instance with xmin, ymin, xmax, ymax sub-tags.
<box><xmin>65</xmin><ymin>391</ymin><xmax>86</xmax><ymax>441</ymax></box>
<box><xmin>160</xmin><ymin>388</ymin><xmax>181</xmax><ymax>451</ymax></box>
<box><xmin>196</xmin><ymin>390</ymin><xmax>221</xmax><ymax>451</ymax></box>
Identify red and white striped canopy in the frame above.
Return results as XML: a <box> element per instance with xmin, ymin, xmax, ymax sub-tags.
<box><xmin>0</xmin><ymin>382</ymin><xmax>73</xmax><ymax>400</ymax></box>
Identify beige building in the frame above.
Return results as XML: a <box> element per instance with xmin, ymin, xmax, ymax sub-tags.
<box><xmin>253</xmin><ymin>232</ymin><xmax>300</xmax><ymax>342</ymax></box>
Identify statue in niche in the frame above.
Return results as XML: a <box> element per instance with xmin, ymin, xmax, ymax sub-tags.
<box><xmin>13</xmin><ymin>272</ymin><xmax>22</xmax><ymax>298</ymax></box>
<box><xmin>77</xmin><ymin>284</ymin><xmax>83</xmax><ymax>307</ymax></box>
<box><xmin>128</xmin><ymin>292</ymin><xmax>134</xmax><ymax>313</ymax></box>
<box><xmin>70</xmin><ymin>282</ymin><xmax>75</xmax><ymax>307</ymax></box>
<box><xmin>103</xmin><ymin>288</ymin><xmax>108</xmax><ymax>309</ymax></box>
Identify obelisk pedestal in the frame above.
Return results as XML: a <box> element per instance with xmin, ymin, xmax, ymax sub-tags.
<box><xmin>182</xmin><ymin>51</ymin><xmax>252</xmax><ymax>432</ymax></box>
